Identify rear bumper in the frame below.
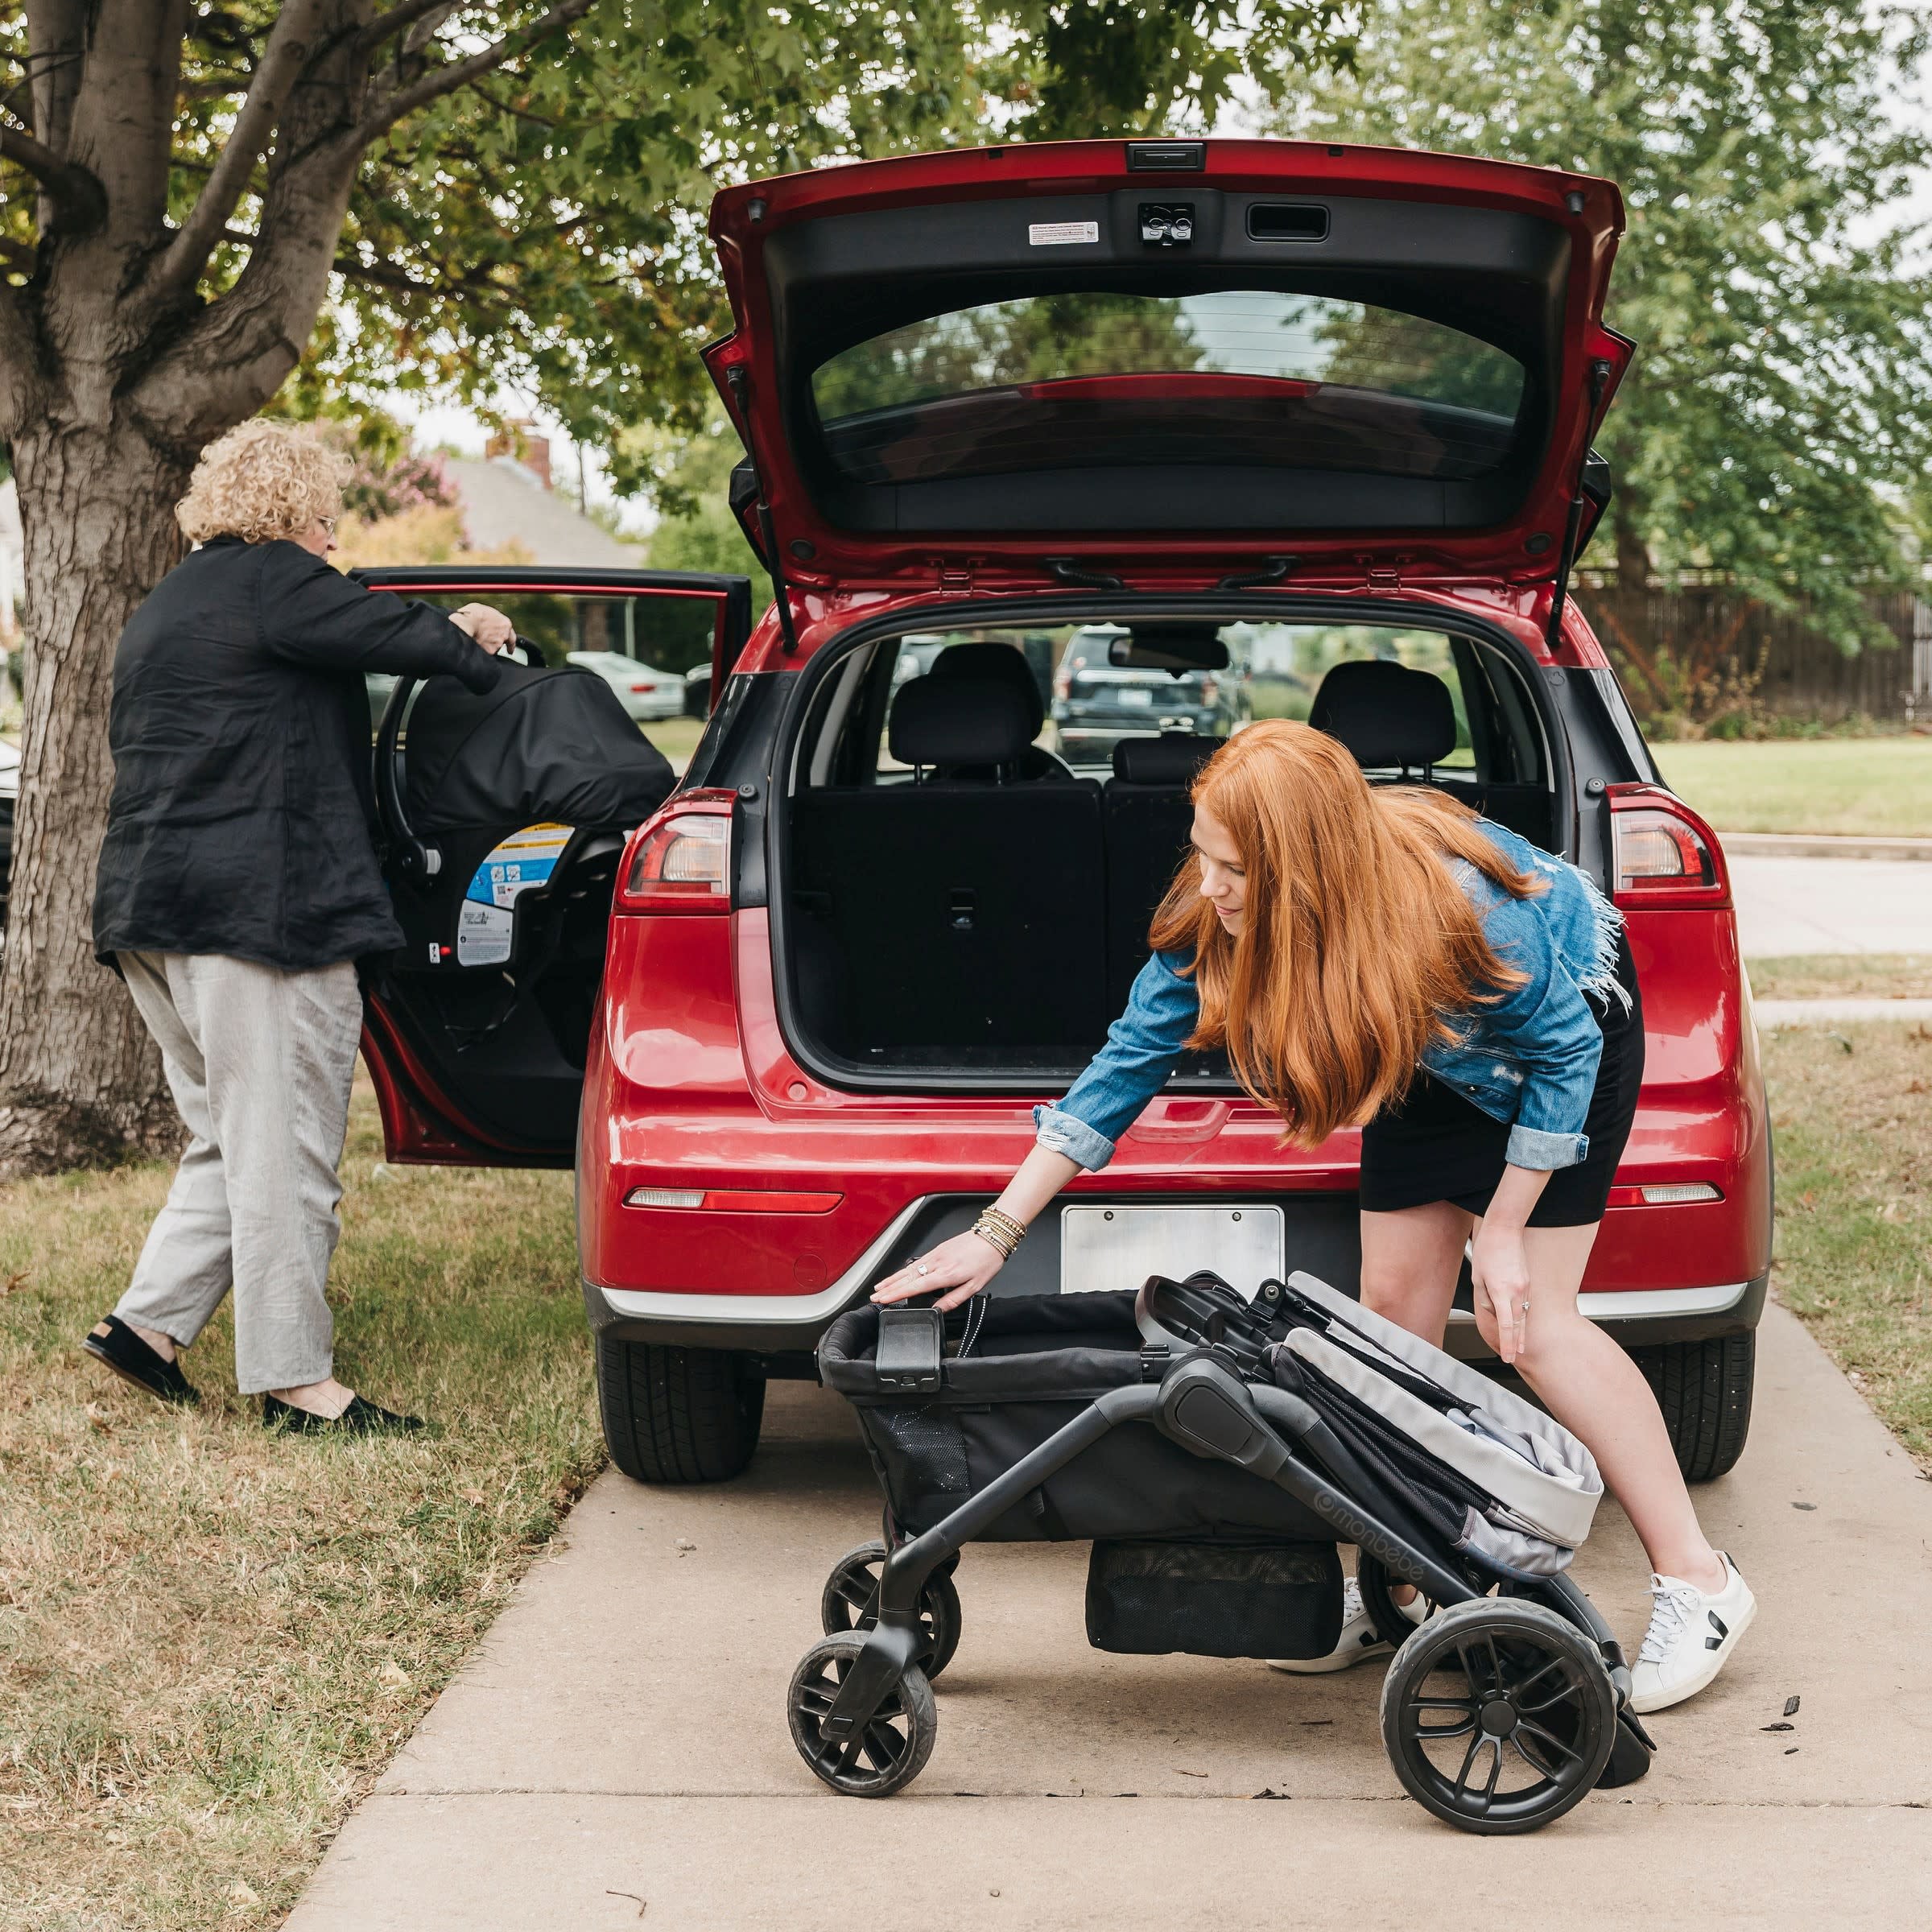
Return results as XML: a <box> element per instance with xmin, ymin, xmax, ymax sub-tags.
<box><xmin>583</xmin><ymin>1191</ymin><xmax>1769</xmax><ymax>1359</ymax></box>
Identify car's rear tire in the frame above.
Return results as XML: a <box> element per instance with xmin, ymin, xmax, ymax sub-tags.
<box><xmin>597</xmin><ymin>1337</ymin><xmax>765</xmax><ymax>1484</ymax></box>
<box><xmin>1631</xmin><ymin>1333</ymin><xmax>1755</xmax><ymax>1484</ymax></box>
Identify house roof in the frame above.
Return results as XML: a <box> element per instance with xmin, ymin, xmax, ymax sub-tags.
<box><xmin>445</xmin><ymin>456</ymin><xmax>641</xmax><ymax>568</ymax></box>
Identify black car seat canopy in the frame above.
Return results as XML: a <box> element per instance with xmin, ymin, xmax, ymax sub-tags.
<box><xmin>404</xmin><ymin>658</ymin><xmax>675</xmax><ymax>834</ymax></box>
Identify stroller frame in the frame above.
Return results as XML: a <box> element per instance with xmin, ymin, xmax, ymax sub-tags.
<box><xmin>791</xmin><ymin>1337</ymin><xmax>1653</xmax><ymax>1835</ymax></box>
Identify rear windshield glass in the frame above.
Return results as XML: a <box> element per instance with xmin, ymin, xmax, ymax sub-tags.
<box><xmin>810</xmin><ymin>291</ymin><xmax>1526</xmax><ymax>489</ymax></box>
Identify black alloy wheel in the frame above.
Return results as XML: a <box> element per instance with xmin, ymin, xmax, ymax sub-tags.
<box><xmin>818</xmin><ymin>1540</ymin><xmax>964</xmax><ymax>1680</ymax></box>
<box><xmin>787</xmin><ymin>1632</ymin><xmax>936</xmax><ymax>1798</ymax></box>
<box><xmin>1378</xmin><ymin>1598</ymin><xmax>1616</xmax><ymax>1834</ymax></box>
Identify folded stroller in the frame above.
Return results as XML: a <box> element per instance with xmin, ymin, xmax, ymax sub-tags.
<box><xmin>791</xmin><ymin>1271</ymin><xmax>1654</xmax><ymax>1835</ymax></box>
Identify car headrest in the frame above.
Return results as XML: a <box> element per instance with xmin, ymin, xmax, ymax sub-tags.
<box><xmin>926</xmin><ymin>642</ymin><xmax>1045</xmax><ymax>734</ymax></box>
<box><xmin>889</xmin><ymin>675</ymin><xmax>1034</xmax><ymax>770</ymax></box>
<box><xmin>1309</xmin><ymin>660</ymin><xmax>1457</xmax><ymax>770</ymax></box>
<box><xmin>1111</xmin><ymin>733</ymin><xmax>1224</xmax><ymax>786</ymax></box>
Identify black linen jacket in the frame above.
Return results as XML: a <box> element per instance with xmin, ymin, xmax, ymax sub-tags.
<box><xmin>93</xmin><ymin>536</ymin><xmax>505</xmax><ymax>971</ymax></box>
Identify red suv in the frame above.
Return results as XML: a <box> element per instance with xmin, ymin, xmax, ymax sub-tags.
<box><xmin>357</xmin><ymin>140</ymin><xmax>1770</xmax><ymax>1490</ymax></box>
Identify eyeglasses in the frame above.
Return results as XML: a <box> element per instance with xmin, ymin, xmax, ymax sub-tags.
<box><xmin>317</xmin><ymin>514</ymin><xmax>338</xmax><ymax>535</ymax></box>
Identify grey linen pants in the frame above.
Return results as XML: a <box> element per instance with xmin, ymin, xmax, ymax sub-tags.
<box><xmin>112</xmin><ymin>952</ymin><xmax>364</xmax><ymax>1394</ymax></box>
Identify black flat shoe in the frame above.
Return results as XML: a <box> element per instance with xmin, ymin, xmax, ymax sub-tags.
<box><xmin>262</xmin><ymin>1393</ymin><xmax>427</xmax><ymax>1435</ymax></box>
<box><xmin>82</xmin><ymin>1315</ymin><xmax>199</xmax><ymax>1406</ymax></box>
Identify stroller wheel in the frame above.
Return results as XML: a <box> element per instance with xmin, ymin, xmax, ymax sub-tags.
<box><xmin>819</xmin><ymin>1540</ymin><xmax>964</xmax><ymax>1680</ymax></box>
<box><xmin>1379</xmin><ymin>1598</ymin><xmax>1616</xmax><ymax>1835</ymax></box>
<box><xmin>787</xmin><ymin>1632</ymin><xmax>936</xmax><ymax>1798</ymax></box>
<box><xmin>1354</xmin><ymin>1552</ymin><xmax>1451</xmax><ymax>1648</ymax></box>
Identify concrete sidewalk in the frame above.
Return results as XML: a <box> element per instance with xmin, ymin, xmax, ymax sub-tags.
<box><xmin>1731</xmin><ymin>857</ymin><xmax>1932</xmax><ymax>957</ymax></box>
<box><xmin>1755</xmin><ymin>998</ymin><xmax>1932</xmax><ymax>1025</ymax></box>
<box><xmin>286</xmin><ymin>1305</ymin><xmax>1932</xmax><ymax>1931</ymax></box>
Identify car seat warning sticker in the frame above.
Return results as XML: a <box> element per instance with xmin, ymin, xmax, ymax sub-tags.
<box><xmin>456</xmin><ymin>824</ymin><xmax>573</xmax><ymax>967</ymax></box>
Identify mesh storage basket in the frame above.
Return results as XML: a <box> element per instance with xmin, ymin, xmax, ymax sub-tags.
<box><xmin>818</xmin><ymin>1292</ymin><xmax>1333</xmax><ymax>1546</ymax></box>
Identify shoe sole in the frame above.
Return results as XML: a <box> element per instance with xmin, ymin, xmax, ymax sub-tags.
<box><xmin>1629</xmin><ymin>1591</ymin><xmax>1758</xmax><ymax>1713</ymax></box>
<box><xmin>81</xmin><ymin>1338</ymin><xmax>199</xmax><ymax>1407</ymax></box>
<box><xmin>1266</xmin><ymin>1640</ymin><xmax>1393</xmax><ymax>1675</ymax></box>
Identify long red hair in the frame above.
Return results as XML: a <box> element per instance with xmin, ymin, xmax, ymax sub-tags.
<box><xmin>1148</xmin><ymin>720</ymin><xmax>1545</xmax><ymax>1146</ymax></box>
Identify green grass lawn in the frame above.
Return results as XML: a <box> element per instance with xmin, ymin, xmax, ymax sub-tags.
<box><xmin>0</xmin><ymin>1084</ymin><xmax>595</xmax><ymax>1932</ymax></box>
<box><xmin>646</xmin><ymin>713</ymin><xmax>704</xmax><ymax>773</ymax></box>
<box><xmin>1655</xmin><ymin>736</ymin><xmax>1932</xmax><ymax>837</ymax></box>
<box><xmin>1765</xmin><ymin>1022</ymin><xmax>1932</xmax><ymax>1470</ymax></box>
<box><xmin>2</xmin><ymin>1026</ymin><xmax>1927</xmax><ymax>1926</ymax></box>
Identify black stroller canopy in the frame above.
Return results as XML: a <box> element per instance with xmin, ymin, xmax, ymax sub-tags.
<box><xmin>403</xmin><ymin>658</ymin><xmax>675</xmax><ymax>835</ymax></box>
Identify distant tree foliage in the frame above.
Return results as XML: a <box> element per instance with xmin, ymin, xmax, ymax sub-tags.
<box><xmin>1272</xmin><ymin>0</ymin><xmax>1932</xmax><ymax>649</ymax></box>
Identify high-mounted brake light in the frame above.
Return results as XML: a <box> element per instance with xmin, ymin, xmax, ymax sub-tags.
<box><xmin>617</xmin><ymin>795</ymin><xmax>734</xmax><ymax>913</ymax></box>
<box><xmin>1606</xmin><ymin>785</ymin><xmax>1731</xmax><ymax>910</ymax></box>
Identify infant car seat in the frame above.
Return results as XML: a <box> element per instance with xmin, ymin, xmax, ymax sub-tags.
<box><xmin>369</xmin><ymin>650</ymin><xmax>677</xmax><ymax>1136</ymax></box>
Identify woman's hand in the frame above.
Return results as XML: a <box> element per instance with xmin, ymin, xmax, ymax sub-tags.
<box><xmin>872</xmin><ymin>1230</ymin><xmax>1009</xmax><ymax>1311</ymax></box>
<box><xmin>450</xmin><ymin>602</ymin><xmax>514</xmax><ymax>653</ymax></box>
<box><xmin>1470</xmin><ymin>1220</ymin><xmax>1534</xmax><ymax>1364</ymax></box>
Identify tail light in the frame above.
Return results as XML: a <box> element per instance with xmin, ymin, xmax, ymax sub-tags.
<box><xmin>1053</xmin><ymin>652</ymin><xmax>1082</xmax><ymax>700</ymax></box>
<box><xmin>616</xmin><ymin>792</ymin><xmax>735</xmax><ymax>914</ymax></box>
<box><xmin>1606</xmin><ymin>785</ymin><xmax>1731</xmax><ymax>910</ymax></box>
<box><xmin>1199</xmin><ymin>675</ymin><xmax>1220</xmax><ymax>704</ymax></box>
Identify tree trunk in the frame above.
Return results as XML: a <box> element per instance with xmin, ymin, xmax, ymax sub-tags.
<box><xmin>0</xmin><ymin>419</ymin><xmax>189</xmax><ymax>1175</ymax></box>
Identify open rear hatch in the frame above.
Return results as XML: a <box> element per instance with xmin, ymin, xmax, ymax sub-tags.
<box><xmin>705</xmin><ymin>138</ymin><xmax>1630</xmax><ymax>592</ymax></box>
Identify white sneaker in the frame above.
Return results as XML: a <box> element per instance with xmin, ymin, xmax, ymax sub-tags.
<box><xmin>1629</xmin><ymin>1554</ymin><xmax>1756</xmax><ymax>1714</ymax></box>
<box><xmin>1266</xmin><ymin>1577</ymin><xmax>1427</xmax><ymax>1675</ymax></box>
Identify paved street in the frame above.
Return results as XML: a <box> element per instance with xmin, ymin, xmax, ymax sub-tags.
<box><xmin>286</xmin><ymin>1306</ymin><xmax>1932</xmax><ymax>1931</ymax></box>
<box><xmin>1730</xmin><ymin>857</ymin><xmax>1932</xmax><ymax>957</ymax></box>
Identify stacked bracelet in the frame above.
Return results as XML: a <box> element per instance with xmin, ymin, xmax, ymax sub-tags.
<box><xmin>971</xmin><ymin>1208</ymin><xmax>1028</xmax><ymax>1259</ymax></box>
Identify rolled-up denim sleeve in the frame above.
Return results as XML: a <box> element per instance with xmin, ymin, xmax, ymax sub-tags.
<box><xmin>1481</xmin><ymin>898</ymin><xmax>1601</xmax><ymax>1172</ymax></box>
<box><xmin>1034</xmin><ymin>950</ymin><xmax>1201</xmax><ymax>1171</ymax></box>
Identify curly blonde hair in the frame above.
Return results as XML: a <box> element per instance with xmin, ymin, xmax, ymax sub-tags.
<box><xmin>176</xmin><ymin>419</ymin><xmax>350</xmax><ymax>545</ymax></box>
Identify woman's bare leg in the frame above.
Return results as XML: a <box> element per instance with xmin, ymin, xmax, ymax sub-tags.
<box><xmin>1472</xmin><ymin>1217</ymin><xmax>1724</xmax><ymax>1591</ymax></box>
<box><xmin>1358</xmin><ymin>1203</ymin><xmax>1473</xmax><ymax>1603</ymax></box>
<box><xmin>1358</xmin><ymin>1202</ymin><xmax>1472</xmax><ymax>1342</ymax></box>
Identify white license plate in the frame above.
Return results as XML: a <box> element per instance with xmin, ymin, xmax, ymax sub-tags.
<box><xmin>1059</xmin><ymin>1205</ymin><xmax>1284</xmax><ymax>1298</ymax></box>
<box><xmin>1117</xmin><ymin>687</ymin><xmax>1155</xmax><ymax>707</ymax></box>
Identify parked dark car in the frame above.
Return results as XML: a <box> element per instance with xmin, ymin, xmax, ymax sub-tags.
<box><xmin>1051</xmin><ymin>623</ymin><xmax>1251</xmax><ymax>762</ymax></box>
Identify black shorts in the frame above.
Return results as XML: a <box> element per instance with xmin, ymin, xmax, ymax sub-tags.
<box><xmin>1356</xmin><ymin>934</ymin><xmax>1644</xmax><ymax>1228</ymax></box>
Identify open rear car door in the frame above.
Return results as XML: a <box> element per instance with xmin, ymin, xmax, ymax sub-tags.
<box><xmin>351</xmin><ymin>565</ymin><xmax>753</xmax><ymax>1166</ymax></box>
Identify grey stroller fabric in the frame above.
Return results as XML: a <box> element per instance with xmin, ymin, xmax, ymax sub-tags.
<box><xmin>1268</xmin><ymin>1271</ymin><xmax>1604</xmax><ymax>1575</ymax></box>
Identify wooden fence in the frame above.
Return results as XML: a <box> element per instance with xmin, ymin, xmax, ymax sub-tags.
<box><xmin>1572</xmin><ymin>582</ymin><xmax>1932</xmax><ymax>727</ymax></box>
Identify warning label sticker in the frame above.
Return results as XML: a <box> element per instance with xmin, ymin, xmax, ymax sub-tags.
<box><xmin>1028</xmin><ymin>220</ymin><xmax>1100</xmax><ymax>246</ymax></box>
<box><xmin>456</xmin><ymin>824</ymin><xmax>573</xmax><ymax>966</ymax></box>
<box><xmin>456</xmin><ymin>899</ymin><xmax>514</xmax><ymax>967</ymax></box>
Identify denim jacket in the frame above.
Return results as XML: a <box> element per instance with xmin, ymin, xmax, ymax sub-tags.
<box><xmin>1035</xmin><ymin>819</ymin><xmax>1629</xmax><ymax>1174</ymax></box>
